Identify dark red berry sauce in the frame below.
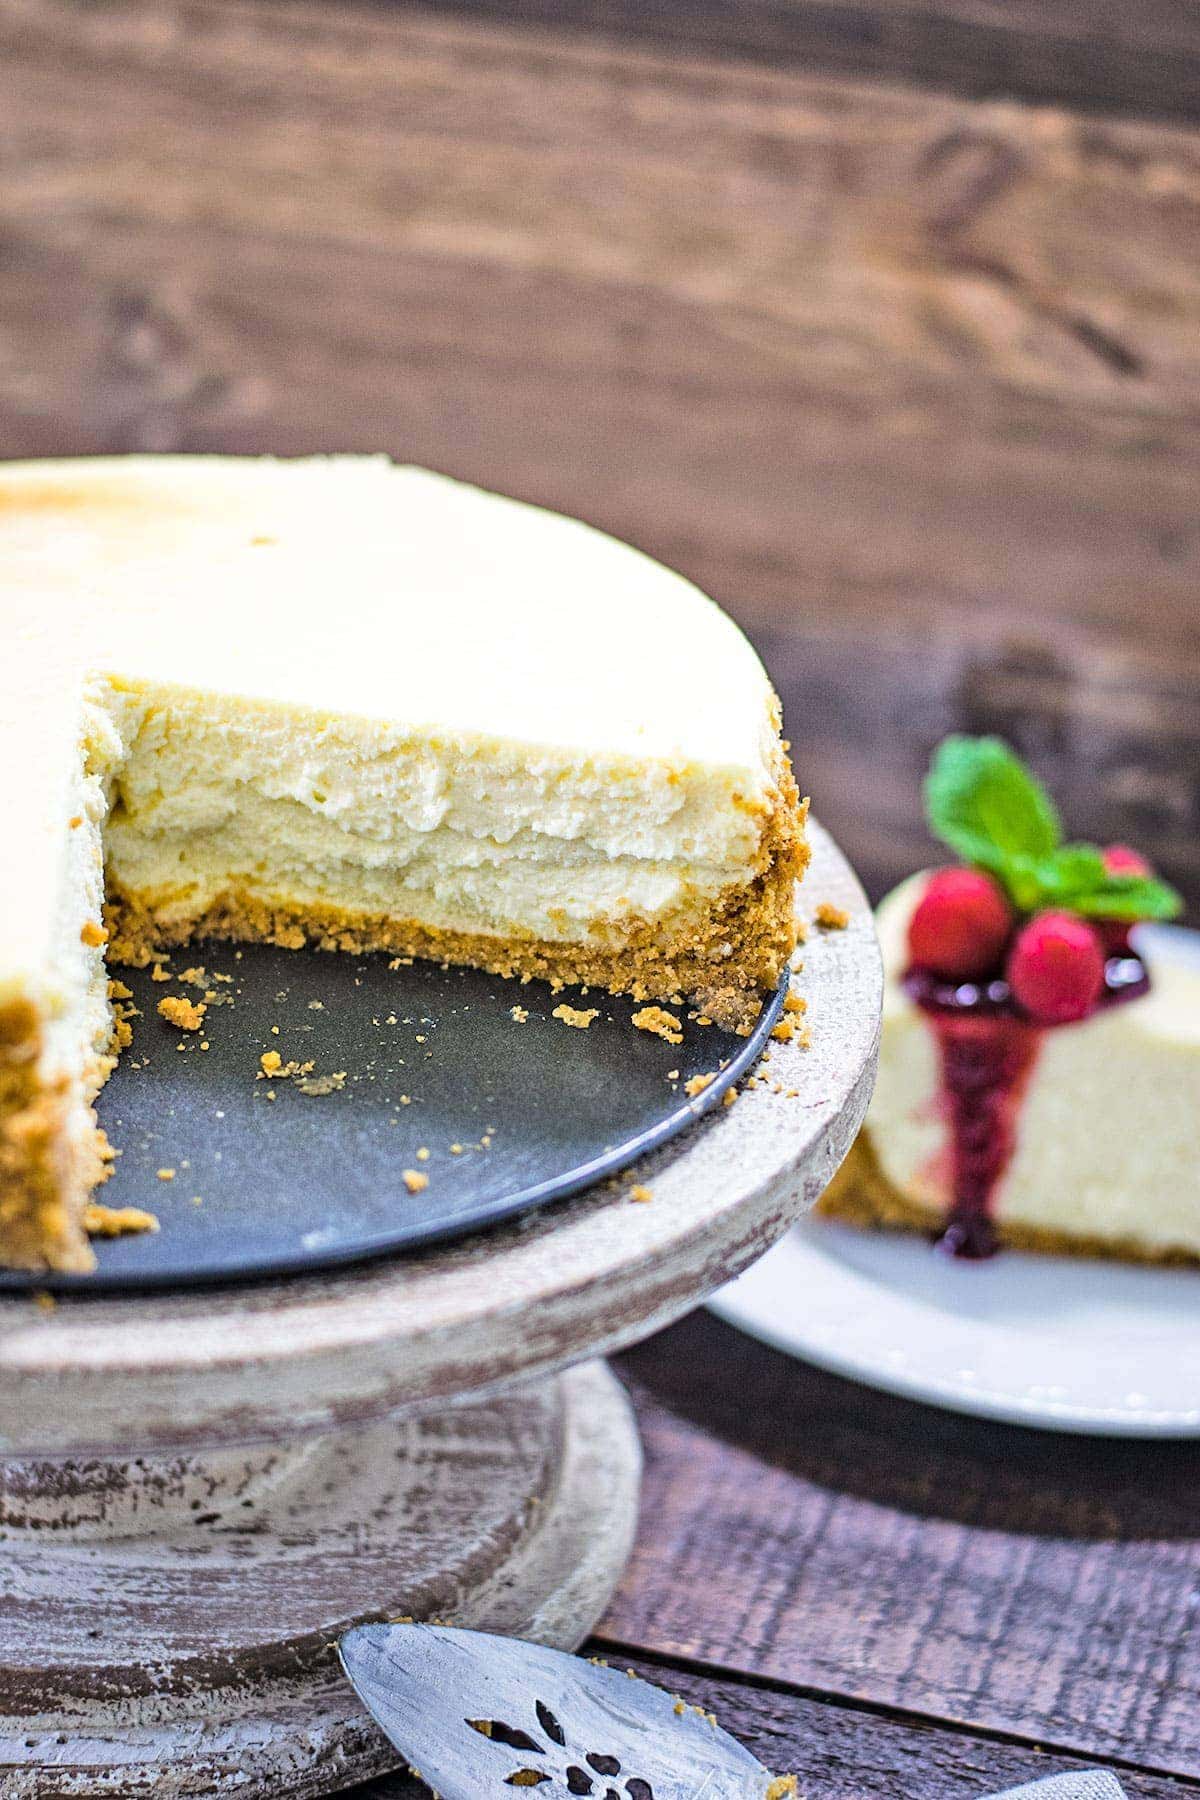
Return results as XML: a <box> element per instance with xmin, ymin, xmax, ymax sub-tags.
<box><xmin>902</xmin><ymin>953</ymin><xmax>1150</xmax><ymax>1258</ymax></box>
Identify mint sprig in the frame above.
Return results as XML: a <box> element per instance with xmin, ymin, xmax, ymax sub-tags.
<box><xmin>923</xmin><ymin>736</ymin><xmax>1182</xmax><ymax>922</ymax></box>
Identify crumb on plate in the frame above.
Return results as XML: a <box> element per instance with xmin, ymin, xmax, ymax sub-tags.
<box><xmin>552</xmin><ymin>1003</ymin><xmax>599</xmax><ymax>1029</ymax></box>
<box><xmin>258</xmin><ymin>1050</ymin><xmax>315</xmax><ymax>1080</ymax></box>
<box><xmin>631</xmin><ymin>1005</ymin><xmax>683</xmax><ymax>1045</ymax></box>
<box><xmin>296</xmin><ymin>1070</ymin><xmax>347</xmax><ymax>1096</ymax></box>
<box><xmin>84</xmin><ymin>1203</ymin><xmax>159</xmax><ymax>1239</ymax></box>
<box><xmin>158</xmin><ymin>994</ymin><xmax>206</xmax><ymax>1031</ymax></box>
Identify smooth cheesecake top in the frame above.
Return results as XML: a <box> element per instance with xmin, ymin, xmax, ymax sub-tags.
<box><xmin>2</xmin><ymin>456</ymin><xmax>787</xmax><ymax>977</ymax></box>
<box><xmin>3</xmin><ymin>455</ymin><xmax>778</xmax><ymax>760</ymax></box>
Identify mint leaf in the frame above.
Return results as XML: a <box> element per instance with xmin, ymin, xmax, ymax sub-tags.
<box><xmin>924</xmin><ymin>736</ymin><xmax>1060</xmax><ymax>896</ymax></box>
<box><xmin>1041</xmin><ymin>843</ymin><xmax>1107</xmax><ymax>901</ymax></box>
<box><xmin>1039</xmin><ymin>843</ymin><xmax>1182</xmax><ymax>919</ymax></box>
<box><xmin>1000</xmin><ymin>855</ymin><xmax>1060</xmax><ymax>914</ymax></box>
<box><xmin>923</xmin><ymin>734</ymin><xmax>1183</xmax><ymax>920</ymax></box>
<box><xmin>1067</xmin><ymin>875</ymin><xmax>1183</xmax><ymax>922</ymax></box>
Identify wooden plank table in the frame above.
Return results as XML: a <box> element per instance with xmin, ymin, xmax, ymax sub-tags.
<box><xmin>353</xmin><ymin>1309</ymin><xmax>1200</xmax><ymax>1798</ymax></box>
<box><xmin>4</xmin><ymin>0</ymin><xmax>1199</xmax><ymax>1791</ymax></box>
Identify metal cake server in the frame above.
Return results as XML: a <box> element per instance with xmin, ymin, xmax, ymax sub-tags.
<box><xmin>339</xmin><ymin>1622</ymin><xmax>777</xmax><ymax>1798</ymax></box>
<box><xmin>339</xmin><ymin>1621</ymin><xmax>1132</xmax><ymax>1800</ymax></box>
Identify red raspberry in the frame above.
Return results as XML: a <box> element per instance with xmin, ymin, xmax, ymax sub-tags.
<box><xmin>1007</xmin><ymin>911</ymin><xmax>1105</xmax><ymax>1025</ymax></box>
<box><xmin>907</xmin><ymin>868</ymin><xmax>1013</xmax><ymax>980</ymax></box>
<box><xmin>1103</xmin><ymin>844</ymin><xmax>1152</xmax><ymax>879</ymax></box>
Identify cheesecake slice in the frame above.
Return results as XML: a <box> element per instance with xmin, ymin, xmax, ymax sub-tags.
<box><xmin>1</xmin><ymin>455</ymin><xmax>806</xmax><ymax>1273</ymax></box>
<box><xmin>821</xmin><ymin>874</ymin><xmax>1200</xmax><ymax>1263</ymax></box>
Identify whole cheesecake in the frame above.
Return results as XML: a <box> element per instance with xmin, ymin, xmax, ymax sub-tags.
<box><xmin>822</xmin><ymin>873</ymin><xmax>1200</xmax><ymax>1262</ymax></box>
<box><xmin>1</xmin><ymin>455</ymin><xmax>807</xmax><ymax>1273</ymax></box>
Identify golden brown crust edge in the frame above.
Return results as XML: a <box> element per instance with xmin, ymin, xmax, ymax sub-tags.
<box><xmin>819</xmin><ymin>1131</ymin><xmax>1200</xmax><ymax>1269</ymax></box>
<box><xmin>0</xmin><ymin>998</ymin><xmax>99</xmax><ymax>1274</ymax></box>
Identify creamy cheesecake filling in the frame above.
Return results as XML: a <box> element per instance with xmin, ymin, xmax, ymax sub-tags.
<box><xmin>94</xmin><ymin>683</ymin><xmax>774</xmax><ymax>949</ymax></box>
<box><xmin>2</xmin><ymin>683</ymin><xmax>795</xmax><ymax>1275</ymax></box>
<box><xmin>822</xmin><ymin>873</ymin><xmax>1200</xmax><ymax>1263</ymax></box>
<box><xmin>0</xmin><ymin>750</ymin><xmax>112</xmax><ymax>1273</ymax></box>
<box><xmin>47</xmin><ymin>745</ymin><xmax>113</xmax><ymax>1091</ymax></box>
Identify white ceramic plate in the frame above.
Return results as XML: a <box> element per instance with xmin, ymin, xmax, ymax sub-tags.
<box><xmin>711</xmin><ymin>924</ymin><xmax>1200</xmax><ymax>1437</ymax></box>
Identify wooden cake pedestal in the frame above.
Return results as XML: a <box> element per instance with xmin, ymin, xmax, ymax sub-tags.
<box><xmin>0</xmin><ymin>824</ymin><xmax>881</xmax><ymax>1799</ymax></box>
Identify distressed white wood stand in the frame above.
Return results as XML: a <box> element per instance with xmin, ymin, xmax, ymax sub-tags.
<box><xmin>0</xmin><ymin>823</ymin><xmax>880</xmax><ymax>1798</ymax></box>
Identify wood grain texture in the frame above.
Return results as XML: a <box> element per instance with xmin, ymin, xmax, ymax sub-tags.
<box><xmin>346</xmin><ymin>1649</ymin><xmax>1200</xmax><ymax>1800</ymax></box>
<box><xmin>607</xmin><ymin>1311</ymin><xmax>1200</xmax><ymax>1778</ymax></box>
<box><xmin>420</xmin><ymin>0</ymin><xmax>1200</xmax><ymax>127</ymax></box>
<box><xmin>2</xmin><ymin>0</ymin><xmax>1199</xmax><ymax>913</ymax></box>
<box><xmin>0</xmin><ymin>1365</ymin><xmax>641</xmax><ymax>1799</ymax></box>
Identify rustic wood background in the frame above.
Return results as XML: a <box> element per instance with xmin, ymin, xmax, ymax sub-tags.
<box><xmin>3</xmin><ymin>0</ymin><xmax>1198</xmax><ymax>914</ymax></box>
<box><xmin>5</xmin><ymin>9</ymin><xmax>1200</xmax><ymax>1791</ymax></box>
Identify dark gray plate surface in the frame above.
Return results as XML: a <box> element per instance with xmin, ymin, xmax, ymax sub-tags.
<box><xmin>2</xmin><ymin>943</ymin><xmax>785</xmax><ymax>1292</ymax></box>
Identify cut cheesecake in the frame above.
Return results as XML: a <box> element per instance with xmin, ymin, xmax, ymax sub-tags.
<box><xmin>820</xmin><ymin>874</ymin><xmax>1200</xmax><ymax>1262</ymax></box>
<box><xmin>1</xmin><ymin>455</ymin><xmax>806</xmax><ymax>1272</ymax></box>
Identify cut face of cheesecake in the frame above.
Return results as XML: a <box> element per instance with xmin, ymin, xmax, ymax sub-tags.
<box><xmin>820</xmin><ymin>874</ymin><xmax>1200</xmax><ymax>1263</ymax></box>
<box><xmin>1</xmin><ymin>456</ymin><xmax>806</xmax><ymax>1272</ymax></box>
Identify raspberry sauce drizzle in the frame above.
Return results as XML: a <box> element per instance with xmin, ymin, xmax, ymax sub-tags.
<box><xmin>903</xmin><ymin>954</ymin><xmax>1150</xmax><ymax>1259</ymax></box>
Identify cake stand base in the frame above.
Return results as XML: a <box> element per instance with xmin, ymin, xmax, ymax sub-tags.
<box><xmin>0</xmin><ymin>1361</ymin><xmax>640</xmax><ymax>1799</ymax></box>
<box><xmin>0</xmin><ymin>827</ymin><xmax>881</xmax><ymax>1798</ymax></box>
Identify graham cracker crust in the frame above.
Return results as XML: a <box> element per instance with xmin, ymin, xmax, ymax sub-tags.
<box><xmin>3</xmin><ymin>738</ymin><xmax>806</xmax><ymax>1273</ymax></box>
<box><xmin>0</xmin><ymin>997</ymin><xmax>101</xmax><ymax>1274</ymax></box>
<box><xmin>819</xmin><ymin>1131</ymin><xmax>1200</xmax><ymax>1268</ymax></box>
